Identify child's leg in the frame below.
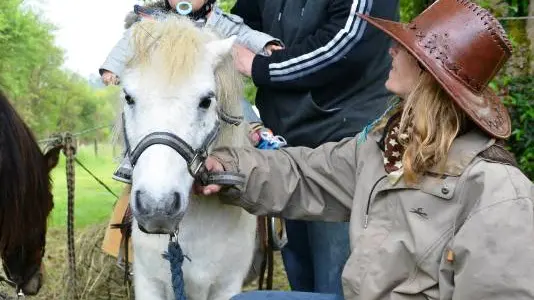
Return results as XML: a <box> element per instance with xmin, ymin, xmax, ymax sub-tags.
<box><xmin>112</xmin><ymin>155</ymin><xmax>133</xmax><ymax>184</ymax></box>
<box><xmin>240</xmin><ymin>98</ymin><xmax>287</xmax><ymax>149</ymax></box>
<box><xmin>112</xmin><ymin>134</ymin><xmax>133</xmax><ymax>184</ymax></box>
<box><xmin>241</xmin><ymin>98</ymin><xmax>261</xmax><ymax>123</ymax></box>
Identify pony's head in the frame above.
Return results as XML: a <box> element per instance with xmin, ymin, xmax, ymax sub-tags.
<box><xmin>120</xmin><ymin>17</ymin><xmax>242</xmax><ymax>234</ymax></box>
<box><xmin>0</xmin><ymin>91</ymin><xmax>60</xmax><ymax>295</ymax></box>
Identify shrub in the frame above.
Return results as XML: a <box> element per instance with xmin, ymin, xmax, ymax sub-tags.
<box><xmin>492</xmin><ymin>75</ymin><xmax>534</xmax><ymax>180</ymax></box>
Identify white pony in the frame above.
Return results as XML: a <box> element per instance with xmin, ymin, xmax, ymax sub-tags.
<box><xmin>119</xmin><ymin>16</ymin><xmax>257</xmax><ymax>300</ymax></box>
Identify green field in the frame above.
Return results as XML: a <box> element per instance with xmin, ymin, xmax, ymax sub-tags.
<box><xmin>48</xmin><ymin>143</ymin><xmax>124</xmax><ymax>228</ymax></box>
<box><xmin>34</xmin><ymin>144</ymin><xmax>289</xmax><ymax>298</ymax></box>
<box><xmin>0</xmin><ymin>144</ymin><xmax>289</xmax><ymax>298</ymax></box>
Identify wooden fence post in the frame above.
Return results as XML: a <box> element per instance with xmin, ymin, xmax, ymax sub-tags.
<box><xmin>94</xmin><ymin>139</ymin><xmax>98</xmax><ymax>157</ymax></box>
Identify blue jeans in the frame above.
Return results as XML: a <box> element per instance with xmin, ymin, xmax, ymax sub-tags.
<box><xmin>241</xmin><ymin>99</ymin><xmax>349</xmax><ymax>293</ymax></box>
<box><xmin>241</xmin><ymin>99</ymin><xmax>261</xmax><ymax>123</ymax></box>
<box><xmin>281</xmin><ymin>220</ymin><xmax>350</xmax><ymax>294</ymax></box>
<box><xmin>232</xmin><ymin>291</ymin><xmax>344</xmax><ymax>300</ymax></box>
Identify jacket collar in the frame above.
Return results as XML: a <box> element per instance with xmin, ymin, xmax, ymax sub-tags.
<box><xmin>429</xmin><ymin>129</ymin><xmax>495</xmax><ymax>176</ymax></box>
<box><xmin>371</xmin><ymin>128</ymin><xmax>495</xmax><ymax>177</ymax></box>
<box><xmin>368</xmin><ymin>128</ymin><xmax>494</xmax><ymax>200</ymax></box>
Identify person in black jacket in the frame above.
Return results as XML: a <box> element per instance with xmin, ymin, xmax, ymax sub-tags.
<box><xmin>231</xmin><ymin>0</ymin><xmax>399</xmax><ymax>294</ymax></box>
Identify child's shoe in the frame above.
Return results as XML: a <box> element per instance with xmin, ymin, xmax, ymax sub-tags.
<box><xmin>248</xmin><ymin>122</ymin><xmax>287</xmax><ymax>150</ymax></box>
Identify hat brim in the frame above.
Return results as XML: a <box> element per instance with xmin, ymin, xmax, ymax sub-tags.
<box><xmin>358</xmin><ymin>14</ymin><xmax>511</xmax><ymax>139</ymax></box>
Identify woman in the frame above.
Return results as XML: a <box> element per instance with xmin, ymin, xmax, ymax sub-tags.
<box><xmin>196</xmin><ymin>0</ymin><xmax>534</xmax><ymax>299</ymax></box>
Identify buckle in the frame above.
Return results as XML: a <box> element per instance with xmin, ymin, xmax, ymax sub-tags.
<box><xmin>188</xmin><ymin>151</ymin><xmax>207</xmax><ymax>178</ymax></box>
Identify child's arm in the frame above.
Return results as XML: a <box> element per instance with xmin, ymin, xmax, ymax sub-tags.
<box><xmin>206</xmin><ymin>7</ymin><xmax>283</xmax><ymax>55</ymax></box>
<box><xmin>99</xmin><ymin>29</ymin><xmax>134</xmax><ymax>82</ymax></box>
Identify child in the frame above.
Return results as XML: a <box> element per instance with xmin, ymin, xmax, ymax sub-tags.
<box><xmin>99</xmin><ymin>0</ymin><xmax>286</xmax><ymax>184</ymax></box>
<box><xmin>100</xmin><ymin>0</ymin><xmax>282</xmax><ymax>86</ymax></box>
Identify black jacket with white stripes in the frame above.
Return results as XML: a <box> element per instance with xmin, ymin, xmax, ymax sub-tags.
<box><xmin>232</xmin><ymin>0</ymin><xmax>399</xmax><ymax>148</ymax></box>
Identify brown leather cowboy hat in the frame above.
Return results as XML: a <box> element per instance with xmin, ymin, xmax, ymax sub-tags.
<box><xmin>358</xmin><ymin>0</ymin><xmax>512</xmax><ymax>139</ymax></box>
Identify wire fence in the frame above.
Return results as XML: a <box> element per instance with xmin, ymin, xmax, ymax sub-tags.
<box><xmin>37</xmin><ymin>123</ymin><xmax>115</xmax><ymax>145</ymax></box>
<box><xmin>38</xmin><ymin>124</ymin><xmax>120</xmax><ymax>201</ymax></box>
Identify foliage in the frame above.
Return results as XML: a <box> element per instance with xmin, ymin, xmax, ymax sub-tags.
<box><xmin>0</xmin><ymin>0</ymin><xmax>117</xmax><ymax>142</ymax></box>
<box><xmin>1</xmin><ymin>0</ymin><xmax>531</xmax><ymax>174</ymax></box>
<box><xmin>218</xmin><ymin>0</ymin><xmax>236</xmax><ymax>12</ymax></box>
<box><xmin>492</xmin><ymin>74</ymin><xmax>534</xmax><ymax>179</ymax></box>
<box><xmin>399</xmin><ymin>0</ymin><xmax>431</xmax><ymax>21</ymax></box>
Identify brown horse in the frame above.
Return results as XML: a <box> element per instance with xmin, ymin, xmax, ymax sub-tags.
<box><xmin>0</xmin><ymin>90</ymin><xmax>60</xmax><ymax>295</ymax></box>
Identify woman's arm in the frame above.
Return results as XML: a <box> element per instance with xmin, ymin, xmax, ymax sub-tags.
<box><xmin>201</xmin><ymin>136</ymin><xmax>359</xmax><ymax>221</ymax></box>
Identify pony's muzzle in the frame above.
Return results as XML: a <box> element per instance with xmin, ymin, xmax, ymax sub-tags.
<box><xmin>21</xmin><ymin>269</ymin><xmax>42</xmax><ymax>295</ymax></box>
<box><xmin>132</xmin><ymin>190</ymin><xmax>184</xmax><ymax>234</ymax></box>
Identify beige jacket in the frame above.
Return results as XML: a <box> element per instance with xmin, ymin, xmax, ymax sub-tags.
<box><xmin>212</xmin><ymin>129</ymin><xmax>534</xmax><ymax>300</ymax></box>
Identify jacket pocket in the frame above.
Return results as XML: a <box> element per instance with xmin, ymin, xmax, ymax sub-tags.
<box><xmin>342</xmin><ymin>252</ymin><xmax>363</xmax><ymax>296</ymax></box>
<box><xmin>307</xmin><ymin>96</ymin><xmax>341</xmax><ymax>115</ymax></box>
<box><xmin>345</xmin><ymin>225</ymin><xmax>393</xmax><ymax>294</ymax></box>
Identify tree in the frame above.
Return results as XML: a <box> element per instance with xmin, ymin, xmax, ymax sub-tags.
<box><xmin>527</xmin><ymin>0</ymin><xmax>534</xmax><ymax>73</ymax></box>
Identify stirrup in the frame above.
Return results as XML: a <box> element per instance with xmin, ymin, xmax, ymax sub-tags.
<box><xmin>270</xmin><ymin>217</ymin><xmax>288</xmax><ymax>250</ymax></box>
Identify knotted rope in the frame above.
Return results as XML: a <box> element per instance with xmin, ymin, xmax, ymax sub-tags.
<box><xmin>162</xmin><ymin>235</ymin><xmax>189</xmax><ymax>300</ymax></box>
<box><xmin>46</xmin><ymin>133</ymin><xmax>78</xmax><ymax>300</ymax></box>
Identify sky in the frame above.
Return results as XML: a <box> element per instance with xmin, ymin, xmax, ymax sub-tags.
<box><xmin>24</xmin><ymin>0</ymin><xmax>140</xmax><ymax>78</ymax></box>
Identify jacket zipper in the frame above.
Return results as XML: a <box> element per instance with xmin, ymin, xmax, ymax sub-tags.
<box><xmin>278</xmin><ymin>0</ymin><xmax>288</xmax><ymax>21</ymax></box>
<box><xmin>364</xmin><ymin>175</ymin><xmax>387</xmax><ymax>229</ymax></box>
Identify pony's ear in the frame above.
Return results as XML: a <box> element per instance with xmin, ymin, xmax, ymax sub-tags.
<box><xmin>206</xmin><ymin>36</ymin><xmax>237</xmax><ymax>66</ymax></box>
<box><xmin>44</xmin><ymin>146</ymin><xmax>62</xmax><ymax>171</ymax></box>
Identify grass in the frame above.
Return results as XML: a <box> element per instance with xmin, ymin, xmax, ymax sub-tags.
<box><xmin>48</xmin><ymin>143</ymin><xmax>124</xmax><ymax>228</ymax></box>
<box><xmin>0</xmin><ymin>143</ymin><xmax>289</xmax><ymax>298</ymax></box>
<box><xmin>1</xmin><ymin>144</ymin><xmax>126</xmax><ymax>298</ymax></box>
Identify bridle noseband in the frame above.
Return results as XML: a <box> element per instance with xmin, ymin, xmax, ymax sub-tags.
<box><xmin>129</xmin><ymin>121</ymin><xmax>219</xmax><ymax>179</ymax></box>
<box><xmin>123</xmin><ymin>108</ymin><xmax>245</xmax><ymax>187</ymax></box>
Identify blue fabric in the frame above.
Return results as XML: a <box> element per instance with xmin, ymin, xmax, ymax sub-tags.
<box><xmin>231</xmin><ymin>291</ymin><xmax>343</xmax><ymax>300</ymax></box>
<box><xmin>240</xmin><ymin>98</ymin><xmax>349</xmax><ymax>294</ymax></box>
<box><xmin>281</xmin><ymin>220</ymin><xmax>350</xmax><ymax>294</ymax></box>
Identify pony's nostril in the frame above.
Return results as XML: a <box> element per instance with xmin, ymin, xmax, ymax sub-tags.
<box><xmin>172</xmin><ymin>192</ymin><xmax>181</xmax><ymax>212</ymax></box>
<box><xmin>135</xmin><ymin>190</ymin><xmax>149</xmax><ymax>215</ymax></box>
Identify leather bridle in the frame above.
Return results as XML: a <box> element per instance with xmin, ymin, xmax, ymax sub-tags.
<box><xmin>122</xmin><ymin>108</ymin><xmax>246</xmax><ymax>187</ymax></box>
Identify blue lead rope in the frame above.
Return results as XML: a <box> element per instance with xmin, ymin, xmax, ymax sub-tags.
<box><xmin>163</xmin><ymin>239</ymin><xmax>188</xmax><ymax>300</ymax></box>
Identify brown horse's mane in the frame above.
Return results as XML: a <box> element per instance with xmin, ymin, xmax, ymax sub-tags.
<box><xmin>0</xmin><ymin>91</ymin><xmax>53</xmax><ymax>254</ymax></box>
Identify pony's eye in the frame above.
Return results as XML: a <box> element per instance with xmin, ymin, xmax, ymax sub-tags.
<box><xmin>124</xmin><ymin>90</ymin><xmax>135</xmax><ymax>105</ymax></box>
<box><xmin>199</xmin><ymin>95</ymin><xmax>213</xmax><ymax>109</ymax></box>
<box><xmin>125</xmin><ymin>94</ymin><xmax>135</xmax><ymax>105</ymax></box>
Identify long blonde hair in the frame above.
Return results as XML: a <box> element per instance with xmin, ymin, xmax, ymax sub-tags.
<box><xmin>375</xmin><ymin>72</ymin><xmax>468</xmax><ymax>184</ymax></box>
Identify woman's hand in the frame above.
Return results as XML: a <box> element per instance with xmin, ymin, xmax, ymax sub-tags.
<box><xmin>193</xmin><ymin>156</ymin><xmax>225</xmax><ymax>196</ymax></box>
